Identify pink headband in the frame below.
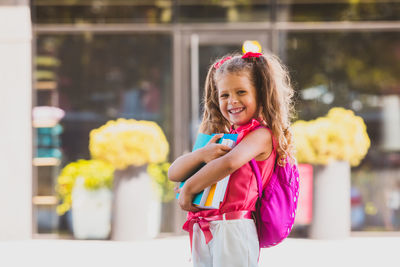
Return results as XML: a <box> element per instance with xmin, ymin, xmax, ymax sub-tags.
<box><xmin>214</xmin><ymin>52</ymin><xmax>263</xmax><ymax>70</ymax></box>
<box><xmin>213</xmin><ymin>56</ymin><xmax>232</xmax><ymax>70</ymax></box>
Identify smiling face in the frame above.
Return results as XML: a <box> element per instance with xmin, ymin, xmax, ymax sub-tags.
<box><xmin>216</xmin><ymin>72</ymin><xmax>258</xmax><ymax>129</ymax></box>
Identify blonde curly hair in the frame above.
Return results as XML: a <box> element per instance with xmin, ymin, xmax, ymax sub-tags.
<box><xmin>199</xmin><ymin>52</ymin><xmax>295</xmax><ymax>165</ymax></box>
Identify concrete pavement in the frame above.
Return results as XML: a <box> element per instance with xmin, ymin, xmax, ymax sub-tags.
<box><xmin>0</xmin><ymin>235</ymin><xmax>398</xmax><ymax>267</ymax></box>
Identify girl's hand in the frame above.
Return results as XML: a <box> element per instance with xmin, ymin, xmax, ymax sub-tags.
<box><xmin>177</xmin><ymin>185</ymin><xmax>201</xmax><ymax>212</ymax></box>
<box><xmin>201</xmin><ymin>134</ymin><xmax>232</xmax><ymax>163</ymax></box>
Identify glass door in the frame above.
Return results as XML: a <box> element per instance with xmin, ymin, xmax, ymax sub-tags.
<box><xmin>185</xmin><ymin>31</ymin><xmax>269</xmax><ymax>144</ymax></box>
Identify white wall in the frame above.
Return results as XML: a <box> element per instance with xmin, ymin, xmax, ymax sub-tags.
<box><xmin>382</xmin><ymin>95</ymin><xmax>400</xmax><ymax>151</ymax></box>
<box><xmin>0</xmin><ymin>5</ymin><xmax>32</xmax><ymax>240</ymax></box>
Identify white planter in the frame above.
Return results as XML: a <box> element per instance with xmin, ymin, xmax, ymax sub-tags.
<box><xmin>71</xmin><ymin>177</ymin><xmax>112</xmax><ymax>239</ymax></box>
<box><xmin>310</xmin><ymin>161</ymin><xmax>351</xmax><ymax>239</ymax></box>
<box><xmin>112</xmin><ymin>166</ymin><xmax>161</xmax><ymax>241</ymax></box>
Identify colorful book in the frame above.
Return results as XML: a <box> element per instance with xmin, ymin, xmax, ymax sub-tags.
<box><xmin>176</xmin><ymin>133</ymin><xmax>238</xmax><ymax>209</ymax></box>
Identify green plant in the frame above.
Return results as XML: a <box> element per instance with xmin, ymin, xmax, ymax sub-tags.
<box><xmin>147</xmin><ymin>162</ymin><xmax>175</xmax><ymax>203</ymax></box>
<box><xmin>55</xmin><ymin>159</ymin><xmax>115</xmax><ymax>215</ymax></box>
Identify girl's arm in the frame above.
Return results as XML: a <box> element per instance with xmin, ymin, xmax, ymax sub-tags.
<box><xmin>178</xmin><ymin>128</ymin><xmax>272</xmax><ymax>211</ymax></box>
<box><xmin>168</xmin><ymin>134</ymin><xmax>232</xmax><ymax>182</ymax></box>
<box><xmin>167</xmin><ymin>150</ymin><xmax>205</xmax><ymax>183</ymax></box>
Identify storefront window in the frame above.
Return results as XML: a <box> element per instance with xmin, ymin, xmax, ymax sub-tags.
<box><xmin>36</xmin><ymin>33</ymin><xmax>172</xmax><ymax>161</ymax></box>
<box><xmin>176</xmin><ymin>0</ymin><xmax>271</xmax><ymax>23</ymax></box>
<box><xmin>277</xmin><ymin>0</ymin><xmax>400</xmax><ymax>22</ymax></box>
<box><xmin>33</xmin><ymin>0</ymin><xmax>400</xmax><ymax>24</ymax></box>
<box><xmin>32</xmin><ymin>0</ymin><xmax>400</xmax><ymax>236</ymax></box>
<box><xmin>32</xmin><ymin>0</ymin><xmax>174</xmax><ymax>24</ymax></box>
<box><xmin>282</xmin><ymin>31</ymin><xmax>400</xmax><ymax>231</ymax></box>
<box><xmin>34</xmin><ymin>33</ymin><xmax>172</xmax><ymax>233</ymax></box>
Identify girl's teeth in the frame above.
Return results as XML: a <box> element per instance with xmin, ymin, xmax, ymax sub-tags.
<box><xmin>230</xmin><ymin>108</ymin><xmax>244</xmax><ymax>114</ymax></box>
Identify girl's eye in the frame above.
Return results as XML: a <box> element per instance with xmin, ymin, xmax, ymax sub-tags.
<box><xmin>238</xmin><ymin>90</ymin><xmax>246</xmax><ymax>95</ymax></box>
<box><xmin>220</xmin><ymin>94</ymin><xmax>228</xmax><ymax>98</ymax></box>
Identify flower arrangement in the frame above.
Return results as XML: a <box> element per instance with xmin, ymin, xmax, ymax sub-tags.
<box><xmin>55</xmin><ymin>159</ymin><xmax>115</xmax><ymax>215</ymax></box>
<box><xmin>89</xmin><ymin>118</ymin><xmax>169</xmax><ymax>170</ymax></box>
<box><xmin>147</xmin><ymin>162</ymin><xmax>175</xmax><ymax>203</ymax></box>
<box><xmin>292</xmin><ymin>107</ymin><xmax>370</xmax><ymax>166</ymax></box>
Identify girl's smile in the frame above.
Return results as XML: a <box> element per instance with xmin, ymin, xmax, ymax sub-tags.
<box><xmin>228</xmin><ymin>107</ymin><xmax>245</xmax><ymax>114</ymax></box>
<box><xmin>216</xmin><ymin>72</ymin><xmax>258</xmax><ymax>129</ymax></box>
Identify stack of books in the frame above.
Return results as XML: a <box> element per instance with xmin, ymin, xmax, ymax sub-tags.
<box><xmin>176</xmin><ymin>133</ymin><xmax>238</xmax><ymax>209</ymax></box>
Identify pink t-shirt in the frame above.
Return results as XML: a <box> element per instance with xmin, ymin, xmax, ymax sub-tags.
<box><xmin>188</xmin><ymin>119</ymin><xmax>276</xmax><ymax>219</ymax></box>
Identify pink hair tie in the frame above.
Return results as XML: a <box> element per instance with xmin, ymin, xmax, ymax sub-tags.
<box><xmin>213</xmin><ymin>56</ymin><xmax>232</xmax><ymax>69</ymax></box>
<box><xmin>242</xmin><ymin>52</ymin><xmax>263</xmax><ymax>59</ymax></box>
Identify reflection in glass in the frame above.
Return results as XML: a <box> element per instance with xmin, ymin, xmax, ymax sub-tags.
<box><xmin>33</xmin><ymin>0</ymin><xmax>174</xmax><ymax>24</ymax></box>
<box><xmin>277</xmin><ymin>0</ymin><xmax>400</xmax><ymax>22</ymax></box>
<box><xmin>177</xmin><ymin>0</ymin><xmax>271</xmax><ymax>23</ymax></box>
<box><xmin>282</xmin><ymin>31</ymin><xmax>400</xmax><ymax>231</ymax></box>
<box><xmin>32</xmin><ymin>0</ymin><xmax>400</xmax><ymax>24</ymax></box>
<box><xmin>37</xmin><ymin>33</ymin><xmax>172</xmax><ymax>162</ymax></box>
<box><xmin>37</xmin><ymin>166</ymin><xmax>58</xmax><ymax>196</ymax></box>
<box><xmin>283</xmin><ymin>31</ymin><xmax>400</xmax><ymax>119</ymax></box>
<box><xmin>35</xmin><ymin>33</ymin><xmax>172</xmax><ymax>234</ymax></box>
<box><xmin>35</xmin><ymin>205</ymin><xmax>58</xmax><ymax>234</ymax></box>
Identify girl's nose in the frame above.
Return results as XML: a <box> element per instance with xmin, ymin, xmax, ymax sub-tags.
<box><xmin>229</xmin><ymin>96</ymin><xmax>239</xmax><ymax>104</ymax></box>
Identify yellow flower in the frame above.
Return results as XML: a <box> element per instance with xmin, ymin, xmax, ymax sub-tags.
<box><xmin>55</xmin><ymin>159</ymin><xmax>115</xmax><ymax>215</ymax></box>
<box><xmin>147</xmin><ymin>162</ymin><xmax>175</xmax><ymax>203</ymax></box>
<box><xmin>292</xmin><ymin>107</ymin><xmax>370</xmax><ymax>166</ymax></box>
<box><xmin>89</xmin><ymin>118</ymin><xmax>169</xmax><ymax>170</ymax></box>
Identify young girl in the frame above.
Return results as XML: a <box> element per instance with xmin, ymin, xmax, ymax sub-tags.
<box><xmin>168</xmin><ymin>51</ymin><xmax>294</xmax><ymax>267</ymax></box>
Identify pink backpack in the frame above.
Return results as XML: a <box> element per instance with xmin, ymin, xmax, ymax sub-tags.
<box><xmin>250</xmin><ymin>153</ymin><xmax>300</xmax><ymax>248</ymax></box>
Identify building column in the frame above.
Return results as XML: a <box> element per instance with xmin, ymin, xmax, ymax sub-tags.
<box><xmin>0</xmin><ymin>1</ymin><xmax>32</xmax><ymax>240</ymax></box>
<box><xmin>382</xmin><ymin>95</ymin><xmax>400</xmax><ymax>151</ymax></box>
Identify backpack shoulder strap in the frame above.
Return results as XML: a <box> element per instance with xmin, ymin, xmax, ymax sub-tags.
<box><xmin>249</xmin><ymin>125</ymin><xmax>277</xmax><ymax>199</ymax></box>
<box><xmin>250</xmin><ymin>159</ymin><xmax>263</xmax><ymax>199</ymax></box>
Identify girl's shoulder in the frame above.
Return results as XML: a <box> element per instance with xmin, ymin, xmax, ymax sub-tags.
<box><xmin>247</xmin><ymin>128</ymin><xmax>273</xmax><ymax>161</ymax></box>
<box><xmin>236</xmin><ymin>120</ymin><xmax>273</xmax><ymax>161</ymax></box>
<box><xmin>242</xmin><ymin>126</ymin><xmax>272</xmax><ymax>148</ymax></box>
<box><xmin>233</xmin><ymin>124</ymin><xmax>272</xmax><ymax>158</ymax></box>
<box><xmin>232</xmin><ymin>118</ymin><xmax>272</xmax><ymax>143</ymax></box>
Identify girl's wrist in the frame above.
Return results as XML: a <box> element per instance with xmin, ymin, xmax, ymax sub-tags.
<box><xmin>196</xmin><ymin>147</ymin><xmax>207</xmax><ymax>164</ymax></box>
<box><xmin>183</xmin><ymin>180</ymin><xmax>195</xmax><ymax>196</ymax></box>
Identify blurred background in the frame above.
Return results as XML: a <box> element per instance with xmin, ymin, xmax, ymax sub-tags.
<box><xmin>1</xmin><ymin>0</ymin><xmax>400</xmax><ymax>242</ymax></box>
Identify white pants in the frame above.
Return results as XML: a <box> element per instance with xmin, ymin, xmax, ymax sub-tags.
<box><xmin>192</xmin><ymin>218</ymin><xmax>259</xmax><ymax>267</ymax></box>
